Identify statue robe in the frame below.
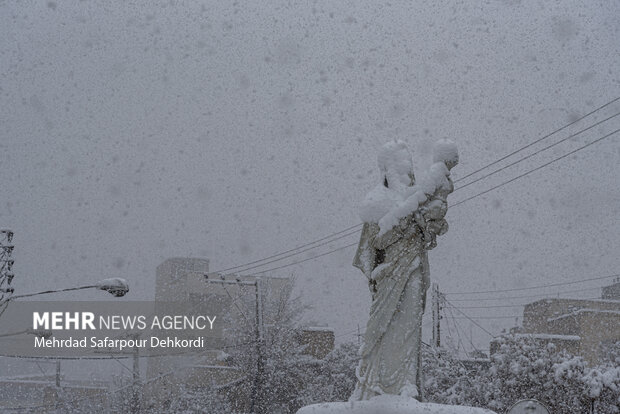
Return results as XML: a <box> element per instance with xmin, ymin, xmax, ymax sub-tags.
<box><xmin>351</xmin><ymin>212</ymin><xmax>430</xmax><ymax>401</ymax></box>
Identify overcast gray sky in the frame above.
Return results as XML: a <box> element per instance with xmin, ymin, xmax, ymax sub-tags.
<box><xmin>2</xmin><ymin>0</ymin><xmax>619</xmax><ymax>352</ymax></box>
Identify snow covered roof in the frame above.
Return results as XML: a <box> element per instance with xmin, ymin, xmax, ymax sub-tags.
<box><xmin>459</xmin><ymin>357</ymin><xmax>491</xmax><ymax>363</ymax></box>
<box><xmin>492</xmin><ymin>333</ymin><xmax>581</xmax><ymax>342</ymax></box>
<box><xmin>0</xmin><ymin>379</ymin><xmax>53</xmax><ymax>385</ymax></box>
<box><xmin>511</xmin><ymin>333</ymin><xmax>581</xmax><ymax>341</ymax></box>
<box><xmin>526</xmin><ymin>298</ymin><xmax>620</xmax><ymax>307</ymax></box>
<box><xmin>547</xmin><ymin>308</ymin><xmax>620</xmax><ymax>323</ymax></box>
<box><xmin>303</xmin><ymin>326</ymin><xmax>335</xmax><ymax>332</ymax></box>
<box><xmin>190</xmin><ymin>365</ymin><xmax>240</xmax><ymax>371</ymax></box>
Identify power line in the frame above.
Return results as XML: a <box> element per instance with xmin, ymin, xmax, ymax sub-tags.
<box><xmin>444</xmin><ymin>273</ymin><xmax>619</xmax><ymax>295</ymax></box>
<box><xmin>239</xmin><ymin>241</ymin><xmax>358</xmax><ymax>277</ymax></box>
<box><xmin>442</xmin><ymin>305</ymin><xmax>456</xmax><ymax>351</ymax></box>
<box><xmin>333</xmin><ymin>328</ymin><xmax>360</xmax><ymax>340</ymax></box>
<box><xmin>337</xmin><ymin>321</ymin><xmax>432</xmax><ymax>341</ymax></box>
<box><xmin>448</xmin><ymin>307</ymin><xmax>479</xmax><ymax>355</ymax></box>
<box><xmin>221</xmin><ymin>227</ymin><xmax>361</xmax><ymax>275</ymax></box>
<box><xmin>445</xmin><ymin>306</ymin><xmax>465</xmax><ymax>355</ymax></box>
<box><xmin>455</xmin><ymin>95</ymin><xmax>620</xmax><ymax>183</ymax></box>
<box><xmin>450</xmin><ymin>128</ymin><xmax>620</xmax><ymax>208</ymax></box>
<box><xmin>242</xmin><ymin>128</ymin><xmax>618</xmax><ymax>276</ymax></box>
<box><xmin>444</xmin><ymin>299</ymin><xmax>495</xmax><ymax>338</ymax></box>
<box><xmin>447</xmin><ymin>286</ymin><xmax>604</xmax><ymax>302</ymax></box>
<box><xmin>450</xmin><ymin>316</ymin><xmax>522</xmax><ymax>320</ymax></box>
<box><xmin>454</xmin><ymin>110</ymin><xmax>620</xmax><ymax>191</ymax></box>
<box><xmin>208</xmin><ymin>100</ymin><xmax>619</xmax><ymax>278</ymax></box>
<box><xmin>210</xmin><ymin>224</ymin><xmax>362</xmax><ymax>274</ymax></box>
<box><xmin>456</xmin><ymin>303</ymin><xmax>529</xmax><ymax>309</ymax></box>
<box><xmin>456</xmin><ymin>297</ymin><xmax>601</xmax><ymax>309</ymax></box>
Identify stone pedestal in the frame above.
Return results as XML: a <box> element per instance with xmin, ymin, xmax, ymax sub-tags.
<box><xmin>297</xmin><ymin>395</ymin><xmax>497</xmax><ymax>414</ymax></box>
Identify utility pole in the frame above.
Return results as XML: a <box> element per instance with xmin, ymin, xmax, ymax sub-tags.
<box><xmin>56</xmin><ymin>360</ymin><xmax>61</xmax><ymax>387</ymax></box>
<box><xmin>431</xmin><ymin>283</ymin><xmax>442</xmax><ymax>349</ymax></box>
<box><xmin>53</xmin><ymin>359</ymin><xmax>62</xmax><ymax>410</ymax></box>
<box><xmin>253</xmin><ymin>277</ymin><xmax>265</xmax><ymax>414</ymax></box>
<box><xmin>130</xmin><ymin>339</ymin><xmax>141</xmax><ymax>414</ymax></box>
<box><xmin>204</xmin><ymin>273</ymin><xmax>264</xmax><ymax>414</ymax></box>
<box><xmin>0</xmin><ymin>229</ymin><xmax>15</xmax><ymax>316</ymax></box>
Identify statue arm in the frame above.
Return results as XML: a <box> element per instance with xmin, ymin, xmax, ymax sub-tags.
<box><xmin>420</xmin><ymin>197</ymin><xmax>449</xmax><ymax>249</ymax></box>
<box><xmin>353</xmin><ymin>222</ymin><xmax>378</xmax><ymax>280</ymax></box>
<box><xmin>372</xmin><ymin>217</ymin><xmax>408</xmax><ymax>250</ymax></box>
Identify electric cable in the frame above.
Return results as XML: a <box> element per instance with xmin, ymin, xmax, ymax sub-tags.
<box><xmin>450</xmin><ymin>128</ymin><xmax>619</xmax><ymax>208</ymax></box>
<box><xmin>444</xmin><ymin>273</ymin><xmax>620</xmax><ymax>295</ymax></box>
<box><xmin>239</xmin><ymin>129</ymin><xmax>619</xmax><ymax>276</ymax></box>
<box><xmin>455</xmin><ymin>95</ymin><xmax>620</xmax><ymax>183</ymax></box>
<box><xmin>453</xmin><ymin>111</ymin><xmax>620</xmax><ymax>191</ymax></box>
<box><xmin>205</xmin><ymin>98</ymin><xmax>620</xmax><ymax>275</ymax></box>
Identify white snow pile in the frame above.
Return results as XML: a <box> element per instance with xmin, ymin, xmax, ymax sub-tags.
<box><xmin>432</xmin><ymin>138</ymin><xmax>459</xmax><ymax>166</ymax></box>
<box><xmin>359</xmin><ymin>139</ymin><xmax>458</xmax><ymax>236</ymax></box>
<box><xmin>582</xmin><ymin>366</ymin><xmax>620</xmax><ymax>399</ymax></box>
<box><xmin>377</xmin><ymin>162</ymin><xmax>450</xmax><ymax>236</ymax></box>
<box><xmin>359</xmin><ymin>140</ymin><xmax>415</xmax><ymax>224</ymax></box>
<box><xmin>296</xmin><ymin>395</ymin><xmax>497</xmax><ymax>414</ymax></box>
<box><xmin>376</xmin><ymin>140</ymin><xmax>416</xmax><ymax>191</ymax></box>
<box><xmin>95</xmin><ymin>277</ymin><xmax>129</xmax><ymax>296</ymax></box>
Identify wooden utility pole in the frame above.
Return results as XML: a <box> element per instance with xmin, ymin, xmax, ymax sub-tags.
<box><xmin>431</xmin><ymin>283</ymin><xmax>441</xmax><ymax>348</ymax></box>
<box><xmin>55</xmin><ymin>360</ymin><xmax>61</xmax><ymax>387</ymax></box>
<box><xmin>204</xmin><ymin>274</ymin><xmax>265</xmax><ymax>413</ymax></box>
<box><xmin>252</xmin><ymin>277</ymin><xmax>265</xmax><ymax>414</ymax></box>
<box><xmin>130</xmin><ymin>334</ymin><xmax>141</xmax><ymax>413</ymax></box>
<box><xmin>0</xmin><ymin>229</ymin><xmax>15</xmax><ymax>316</ymax></box>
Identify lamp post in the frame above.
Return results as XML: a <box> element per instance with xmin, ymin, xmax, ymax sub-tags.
<box><xmin>0</xmin><ymin>229</ymin><xmax>15</xmax><ymax>313</ymax></box>
<box><xmin>4</xmin><ymin>277</ymin><xmax>129</xmax><ymax>301</ymax></box>
<box><xmin>0</xmin><ymin>276</ymin><xmax>130</xmax><ymax>409</ymax></box>
<box><xmin>204</xmin><ymin>273</ymin><xmax>264</xmax><ymax>414</ymax></box>
<box><xmin>0</xmin><ymin>278</ymin><xmax>129</xmax><ymax>320</ymax></box>
<box><xmin>0</xmin><ymin>328</ymin><xmax>53</xmax><ymax>339</ymax></box>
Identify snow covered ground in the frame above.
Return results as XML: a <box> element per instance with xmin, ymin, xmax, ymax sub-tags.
<box><xmin>297</xmin><ymin>395</ymin><xmax>497</xmax><ymax>414</ymax></box>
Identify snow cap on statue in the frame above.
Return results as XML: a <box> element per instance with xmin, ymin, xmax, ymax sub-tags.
<box><xmin>377</xmin><ymin>140</ymin><xmax>415</xmax><ymax>188</ymax></box>
<box><xmin>358</xmin><ymin>140</ymin><xmax>414</xmax><ymax>223</ymax></box>
<box><xmin>432</xmin><ymin>139</ymin><xmax>459</xmax><ymax>169</ymax></box>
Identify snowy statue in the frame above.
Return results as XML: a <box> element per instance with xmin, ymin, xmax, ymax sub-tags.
<box><xmin>351</xmin><ymin>139</ymin><xmax>458</xmax><ymax>401</ymax></box>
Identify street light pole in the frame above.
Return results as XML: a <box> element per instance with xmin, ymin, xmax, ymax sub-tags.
<box><xmin>204</xmin><ymin>274</ymin><xmax>264</xmax><ymax>414</ymax></box>
<box><xmin>0</xmin><ymin>229</ymin><xmax>15</xmax><ymax>316</ymax></box>
<box><xmin>131</xmin><ymin>333</ymin><xmax>142</xmax><ymax>414</ymax></box>
<box><xmin>4</xmin><ymin>278</ymin><xmax>130</xmax><ymax>301</ymax></box>
<box><xmin>0</xmin><ymin>278</ymin><xmax>129</xmax><ymax>323</ymax></box>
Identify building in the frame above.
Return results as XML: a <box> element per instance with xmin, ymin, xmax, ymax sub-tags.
<box><xmin>297</xmin><ymin>326</ymin><xmax>335</xmax><ymax>359</ymax></box>
<box><xmin>601</xmin><ymin>276</ymin><xmax>620</xmax><ymax>300</ymax></box>
<box><xmin>0</xmin><ymin>374</ymin><xmax>109</xmax><ymax>413</ymax></box>
<box><xmin>492</xmin><ymin>281</ymin><xmax>620</xmax><ymax>365</ymax></box>
<box><xmin>144</xmin><ymin>257</ymin><xmax>335</xmax><ymax>412</ymax></box>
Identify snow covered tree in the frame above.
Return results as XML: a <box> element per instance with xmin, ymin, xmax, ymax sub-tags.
<box><xmin>472</xmin><ymin>336</ymin><xmax>590</xmax><ymax>414</ymax></box>
<box><xmin>222</xmin><ymin>277</ymin><xmax>319</xmax><ymax>414</ymax></box>
<box><xmin>582</xmin><ymin>340</ymin><xmax>620</xmax><ymax>414</ymax></box>
<box><xmin>482</xmin><ymin>335</ymin><xmax>589</xmax><ymax>413</ymax></box>
<box><xmin>422</xmin><ymin>347</ymin><xmax>487</xmax><ymax>408</ymax></box>
<box><xmin>318</xmin><ymin>341</ymin><xmax>359</xmax><ymax>402</ymax></box>
<box><xmin>422</xmin><ymin>336</ymin><xmax>620</xmax><ymax>414</ymax></box>
<box><xmin>167</xmin><ymin>384</ymin><xmax>232</xmax><ymax>413</ymax></box>
<box><xmin>299</xmin><ymin>341</ymin><xmax>359</xmax><ymax>404</ymax></box>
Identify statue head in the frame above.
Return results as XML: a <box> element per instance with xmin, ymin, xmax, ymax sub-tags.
<box><xmin>433</xmin><ymin>139</ymin><xmax>459</xmax><ymax>170</ymax></box>
<box><xmin>377</xmin><ymin>140</ymin><xmax>415</xmax><ymax>190</ymax></box>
